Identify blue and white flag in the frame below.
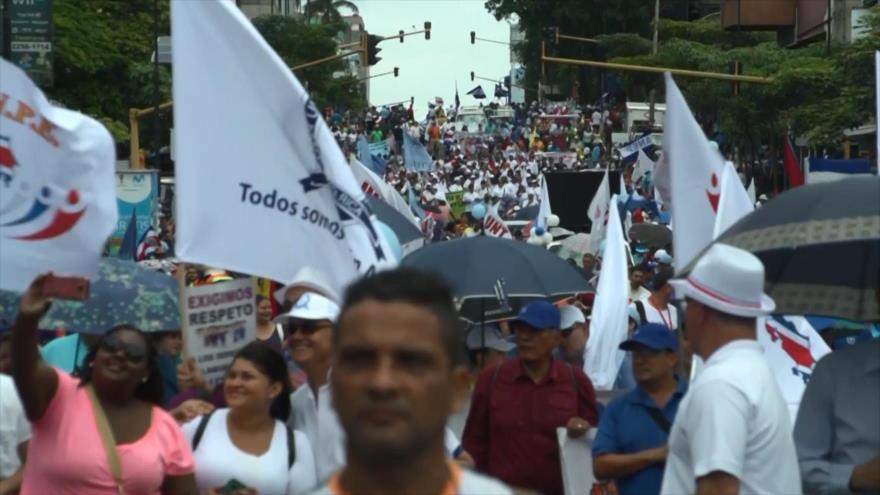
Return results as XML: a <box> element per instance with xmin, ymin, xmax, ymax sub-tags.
<box><xmin>403</xmin><ymin>131</ymin><xmax>433</xmax><ymax>173</ymax></box>
<box><xmin>618</xmin><ymin>133</ymin><xmax>655</xmax><ymax>163</ymax></box>
<box><xmin>408</xmin><ymin>186</ymin><xmax>426</xmax><ymax>220</ymax></box>
<box><xmin>172</xmin><ymin>0</ymin><xmax>395</xmax><ymax>294</ymax></box>
<box><xmin>806</xmin><ymin>158</ymin><xmax>872</xmax><ymax>184</ymax></box>
<box><xmin>0</xmin><ymin>59</ymin><xmax>118</xmax><ymax>291</ymax></box>
<box><xmin>357</xmin><ymin>135</ymin><xmax>387</xmax><ymax>175</ymax></box>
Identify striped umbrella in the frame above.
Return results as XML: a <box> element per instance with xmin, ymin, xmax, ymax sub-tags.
<box><xmin>708</xmin><ymin>176</ymin><xmax>879</xmax><ymax>321</ymax></box>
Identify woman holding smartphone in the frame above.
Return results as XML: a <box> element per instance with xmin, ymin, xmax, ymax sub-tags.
<box><xmin>11</xmin><ymin>274</ymin><xmax>197</xmax><ymax>495</ymax></box>
<box><xmin>182</xmin><ymin>342</ymin><xmax>316</xmax><ymax>495</ymax></box>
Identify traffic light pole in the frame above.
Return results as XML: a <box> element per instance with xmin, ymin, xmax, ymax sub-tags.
<box><xmin>540</xmin><ymin>42</ymin><xmax>772</xmax><ymax>84</ymax></box>
<box><xmin>291</xmin><ymin>49</ymin><xmax>363</xmax><ymax>71</ymax></box>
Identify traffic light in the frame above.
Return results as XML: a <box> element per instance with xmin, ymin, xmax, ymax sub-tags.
<box><xmin>729</xmin><ymin>60</ymin><xmax>743</xmax><ymax>96</ymax></box>
<box><xmin>470</xmin><ymin>71</ymin><xmax>474</xmax><ymax>81</ymax></box>
<box><xmin>470</xmin><ymin>31</ymin><xmax>476</xmax><ymax>44</ymax></box>
<box><xmin>366</xmin><ymin>34</ymin><xmax>382</xmax><ymax>66</ymax></box>
<box><xmin>399</xmin><ymin>30</ymin><xmax>404</xmax><ymax>43</ymax></box>
<box><xmin>424</xmin><ymin>22</ymin><xmax>431</xmax><ymax>40</ymax></box>
<box><xmin>393</xmin><ymin>67</ymin><xmax>399</xmax><ymax>77</ymax></box>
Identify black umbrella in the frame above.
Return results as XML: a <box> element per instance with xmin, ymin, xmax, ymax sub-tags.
<box><xmin>401</xmin><ymin>236</ymin><xmax>591</xmax><ymax>322</ymax></box>
<box><xmin>708</xmin><ymin>176</ymin><xmax>880</xmax><ymax>321</ymax></box>
<box><xmin>366</xmin><ymin>196</ymin><xmax>423</xmax><ymax>245</ymax></box>
<box><xmin>629</xmin><ymin>223</ymin><xmax>672</xmax><ymax>249</ymax></box>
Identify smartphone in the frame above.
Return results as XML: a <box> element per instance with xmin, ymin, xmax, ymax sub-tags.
<box><xmin>221</xmin><ymin>479</ymin><xmax>248</xmax><ymax>495</ymax></box>
<box><xmin>42</xmin><ymin>275</ymin><xmax>90</xmax><ymax>301</ymax></box>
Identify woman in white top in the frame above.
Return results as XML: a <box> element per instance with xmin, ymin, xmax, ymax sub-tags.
<box><xmin>183</xmin><ymin>342</ymin><xmax>316</xmax><ymax>495</ymax></box>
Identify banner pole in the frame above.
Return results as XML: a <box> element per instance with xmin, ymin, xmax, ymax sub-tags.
<box><xmin>176</xmin><ymin>262</ymin><xmax>190</xmax><ymax>359</ymax></box>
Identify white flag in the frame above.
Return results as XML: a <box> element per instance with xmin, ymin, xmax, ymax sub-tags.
<box><xmin>653</xmin><ymin>151</ymin><xmax>671</xmax><ymax>208</ymax></box>
<box><xmin>536</xmin><ymin>174</ymin><xmax>552</xmax><ymax>230</ymax></box>
<box><xmin>585</xmin><ymin>194</ymin><xmax>629</xmax><ymax>390</ymax></box>
<box><xmin>746</xmin><ymin>177</ymin><xmax>756</xmax><ymax>206</ymax></box>
<box><xmin>0</xmin><ymin>59</ymin><xmax>117</xmax><ymax>291</ymax></box>
<box><xmin>350</xmin><ymin>156</ymin><xmax>418</xmax><ymax>227</ymax></box>
<box><xmin>171</xmin><ymin>1</ymin><xmax>395</xmax><ymax>293</ymax></box>
<box><xmin>757</xmin><ymin>315</ymin><xmax>831</xmax><ymax>424</ymax></box>
<box><xmin>876</xmin><ymin>51</ymin><xmax>879</xmax><ymax>173</ymax></box>
<box><xmin>665</xmin><ymin>73</ymin><xmax>725</xmax><ymax>271</ymax></box>
<box><xmin>587</xmin><ymin>170</ymin><xmax>610</xmax><ymax>255</ymax></box>
<box><xmin>632</xmin><ymin>148</ymin><xmax>655</xmax><ymax>187</ymax></box>
<box><xmin>713</xmin><ymin>161</ymin><xmax>754</xmax><ymax>239</ymax></box>
<box><xmin>483</xmin><ymin>206</ymin><xmax>513</xmax><ymax>239</ymax></box>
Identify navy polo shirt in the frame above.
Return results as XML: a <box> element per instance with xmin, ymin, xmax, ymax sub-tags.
<box><xmin>592</xmin><ymin>378</ymin><xmax>688</xmax><ymax>495</ymax></box>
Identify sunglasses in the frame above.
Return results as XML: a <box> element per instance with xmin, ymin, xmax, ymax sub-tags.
<box><xmin>99</xmin><ymin>334</ymin><xmax>147</xmax><ymax>364</ymax></box>
<box><xmin>283</xmin><ymin>320</ymin><xmax>331</xmax><ymax>337</ymax></box>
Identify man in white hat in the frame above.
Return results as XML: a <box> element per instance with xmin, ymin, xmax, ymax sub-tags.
<box><xmin>661</xmin><ymin>243</ymin><xmax>800</xmax><ymax>495</ymax></box>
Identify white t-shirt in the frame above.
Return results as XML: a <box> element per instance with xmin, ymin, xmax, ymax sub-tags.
<box><xmin>183</xmin><ymin>409</ymin><xmax>317</xmax><ymax>495</ymax></box>
<box><xmin>661</xmin><ymin>340</ymin><xmax>801</xmax><ymax>495</ymax></box>
<box><xmin>630</xmin><ymin>299</ymin><xmax>679</xmax><ymax>330</ymax></box>
<box><xmin>628</xmin><ymin>285</ymin><xmax>651</xmax><ymax>303</ymax></box>
<box><xmin>308</xmin><ymin>467</ymin><xmax>512</xmax><ymax>495</ymax></box>
<box><xmin>0</xmin><ymin>375</ymin><xmax>30</xmax><ymax>478</ymax></box>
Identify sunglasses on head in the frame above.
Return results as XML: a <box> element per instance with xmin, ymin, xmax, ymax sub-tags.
<box><xmin>99</xmin><ymin>334</ymin><xmax>147</xmax><ymax>364</ymax></box>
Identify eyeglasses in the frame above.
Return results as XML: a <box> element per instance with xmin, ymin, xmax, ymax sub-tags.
<box><xmin>99</xmin><ymin>334</ymin><xmax>147</xmax><ymax>364</ymax></box>
<box><xmin>284</xmin><ymin>320</ymin><xmax>331</xmax><ymax>337</ymax></box>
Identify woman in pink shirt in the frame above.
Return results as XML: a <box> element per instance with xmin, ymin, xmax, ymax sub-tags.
<box><xmin>10</xmin><ymin>274</ymin><xmax>197</xmax><ymax>494</ymax></box>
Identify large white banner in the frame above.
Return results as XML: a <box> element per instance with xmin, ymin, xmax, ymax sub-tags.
<box><xmin>171</xmin><ymin>1</ymin><xmax>395</xmax><ymax>294</ymax></box>
<box><xmin>483</xmin><ymin>207</ymin><xmax>512</xmax><ymax>239</ymax></box>
<box><xmin>585</xmin><ymin>194</ymin><xmax>629</xmax><ymax>390</ymax></box>
<box><xmin>665</xmin><ymin>73</ymin><xmax>725</xmax><ymax>271</ymax></box>
<box><xmin>0</xmin><ymin>59</ymin><xmax>117</xmax><ymax>291</ymax></box>
<box><xmin>184</xmin><ymin>278</ymin><xmax>257</xmax><ymax>387</ymax></box>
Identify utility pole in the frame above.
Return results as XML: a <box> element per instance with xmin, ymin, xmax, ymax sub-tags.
<box><xmin>151</xmin><ymin>0</ymin><xmax>161</xmax><ymax>170</ymax></box>
<box><xmin>652</xmin><ymin>0</ymin><xmax>660</xmax><ymax>55</ymax></box>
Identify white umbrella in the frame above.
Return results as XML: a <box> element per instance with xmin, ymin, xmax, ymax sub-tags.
<box><xmin>560</xmin><ymin>233</ymin><xmax>591</xmax><ymax>255</ymax></box>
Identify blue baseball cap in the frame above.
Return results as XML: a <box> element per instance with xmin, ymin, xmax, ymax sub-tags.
<box><xmin>619</xmin><ymin>323</ymin><xmax>679</xmax><ymax>352</ymax></box>
<box><xmin>511</xmin><ymin>301</ymin><xmax>561</xmax><ymax>330</ymax></box>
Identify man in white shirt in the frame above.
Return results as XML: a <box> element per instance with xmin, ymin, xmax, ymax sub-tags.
<box><xmin>628</xmin><ymin>265</ymin><xmax>652</xmax><ymax>303</ymax></box>
<box><xmin>629</xmin><ymin>268</ymin><xmax>678</xmax><ymax>331</ymax></box>
<box><xmin>661</xmin><ymin>243</ymin><xmax>800</xmax><ymax>495</ymax></box>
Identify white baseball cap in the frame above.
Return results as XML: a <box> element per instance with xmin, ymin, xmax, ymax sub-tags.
<box><xmin>654</xmin><ymin>249</ymin><xmax>672</xmax><ymax>265</ymax></box>
<box><xmin>560</xmin><ymin>306</ymin><xmax>586</xmax><ymax>330</ymax></box>
<box><xmin>273</xmin><ymin>266</ymin><xmax>340</xmax><ymax>304</ymax></box>
<box><xmin>670</xmin><ymin>243</ymin><xmax>775</xmax><ymax>317</ymax></box>
<box><xmin>274</xmin><ymin>292</ymin><xmax>340</xmax><ymax>324</ymax></box>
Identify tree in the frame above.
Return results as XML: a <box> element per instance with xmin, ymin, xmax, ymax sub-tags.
<box><xmin>48</xmin><ymin>0</ymin><xmax>172</xmax><ymax>143</ymax></box>
<box><xmin>251</xmin><ymin>15</ymin><xmax>367</xmax><ymax>111</ymax></box>
<box><xmin>304</xmin><ymin>0</ymin><xmax>359</xmax><ymax>24</ymax></box>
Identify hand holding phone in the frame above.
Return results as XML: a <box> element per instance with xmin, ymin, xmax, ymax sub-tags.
<box><xmin>42</xmin><ymin>275</ymin><xmax>90</xmax><ymax>301</ymax></box>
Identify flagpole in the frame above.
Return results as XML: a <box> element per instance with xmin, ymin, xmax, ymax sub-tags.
<box><xmin>176</xmin><ymin>262</ymin><xmax>191</xmax><ymax>359</ymax></box>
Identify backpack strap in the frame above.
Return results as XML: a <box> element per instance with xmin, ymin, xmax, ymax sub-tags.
<box><xmin>634</xmin><ymin>300</ymin><xmax>648</xmax><ymax>326</ymax></box>
<box><xmin>191</xmin><ymin>411</ymin><xmax>214</xmax><ymax>452</ymax></box>
<box><xmin>285</xmin><ymin>424</ymin><xmax>296</xmax><ymax>469</ymax></box>
<box><xmin>646</xmin><ymin>407</ymin><xmax>671</xmax><ymax>434</ymax></box>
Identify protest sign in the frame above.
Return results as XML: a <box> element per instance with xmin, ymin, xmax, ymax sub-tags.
<box><xmin>183</xmin><ymin>278</ymin><xmax>257</xmax><ymax>387</ymax></box>
<box><xmin>172</xmin><ymin>1</ymin><xmax>395</xmax><ymax>296</ymax></box>
<box><xmin>0</xmin><ymin>59</ymin><xmax>117</xmax><ymax>291</ymax></box>
<box><xmin>558</xmin><ymin>427</ymin><xmax>597</xmax><ymax>495</ymax></box>
<box><xmin>483</xmin><ymin>207</ymin><xmax>512</xmax><ymax>239</ymax></box>
<box><xmin>446</xmin><ymin>191</ymin><xmax>465</xmax><ymax>219</ymax></box>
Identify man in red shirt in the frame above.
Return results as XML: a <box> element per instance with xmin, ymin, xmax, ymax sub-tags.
<box><xmin>463</xmin><ymin>301</ymin><xmax>599</xmax><ymax>495</ymax></box>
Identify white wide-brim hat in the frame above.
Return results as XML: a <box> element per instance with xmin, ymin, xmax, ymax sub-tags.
<box><xmin>273</xmin><ymin>266</ymin><xmax>340</xmax><ymax>304</ymax></box>
<box><xmin>670</xmin><ymin>243</ymin><xmax>775</xmax><ymax>318</ymax></box>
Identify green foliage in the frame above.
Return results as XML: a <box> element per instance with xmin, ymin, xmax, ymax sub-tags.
<box><xmin>48</xmin><ymin>0</ymin><xmax>172</xmax><ymax>143</ymax></box>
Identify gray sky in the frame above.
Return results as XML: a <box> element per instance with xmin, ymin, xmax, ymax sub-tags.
<box><xmin>355</xmin><ymin>0</ymin><xmax>512</xmax><ymax>117</ymax></box>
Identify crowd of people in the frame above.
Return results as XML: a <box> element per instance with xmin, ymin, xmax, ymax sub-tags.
<box><xmin>0</xmin><ymin>105</ymin><xmax>876</xmax><ymax>495</ymax></box>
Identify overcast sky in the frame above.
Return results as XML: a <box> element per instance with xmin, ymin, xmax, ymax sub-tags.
<box><xmin>355</xmin><ymin>0</ymin><xmax>513</xmax><ymax>116</ymax></box>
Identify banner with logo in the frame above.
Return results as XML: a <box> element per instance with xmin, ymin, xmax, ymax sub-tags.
<box><xmin>171</xmin><ymin>1</ymin><xmax>395</xmax><ymax>295</ymax></box>
<box><xmin>757</xmin><ymin>315</ymin><xmax>831</xmax><ymax>423</ymax></box>
<box><xmin>111</xmin><ymin>170</ymin><xmax>158</xmax><ymax>252</ymax></box>
<box><xmin>183</xmin><ymin>278</ymin><xmax>257</xmax><ymax>387</ymax></box>
<box><xmin>0</xmin><ymin>58</ymin><xmax>117</xmax><ymax>291</ymax></box>
<box><xmin>617</xmin><ymin>133</ymin><xmax>655</xmax><ymax>162</ymax></box>
<box><xmin>483</xmin><ymin>207</ymin><xmax>512</xmax><ymax>239</ymax></box>
<box><xmin>446</xmin><ymin>191</ymin><xmax>465</xmax><ymax>219</ymax></box>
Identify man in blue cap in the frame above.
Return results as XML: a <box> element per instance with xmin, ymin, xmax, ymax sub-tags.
<box><xmin>593</xmin><ymin>323</ymin><xmax>688</xmax><ymax>495</ymax></box>
<box><xmin>463</xmin><ymin>301</ymin><xmax>598</xmax><ymax>495</ymax></box>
